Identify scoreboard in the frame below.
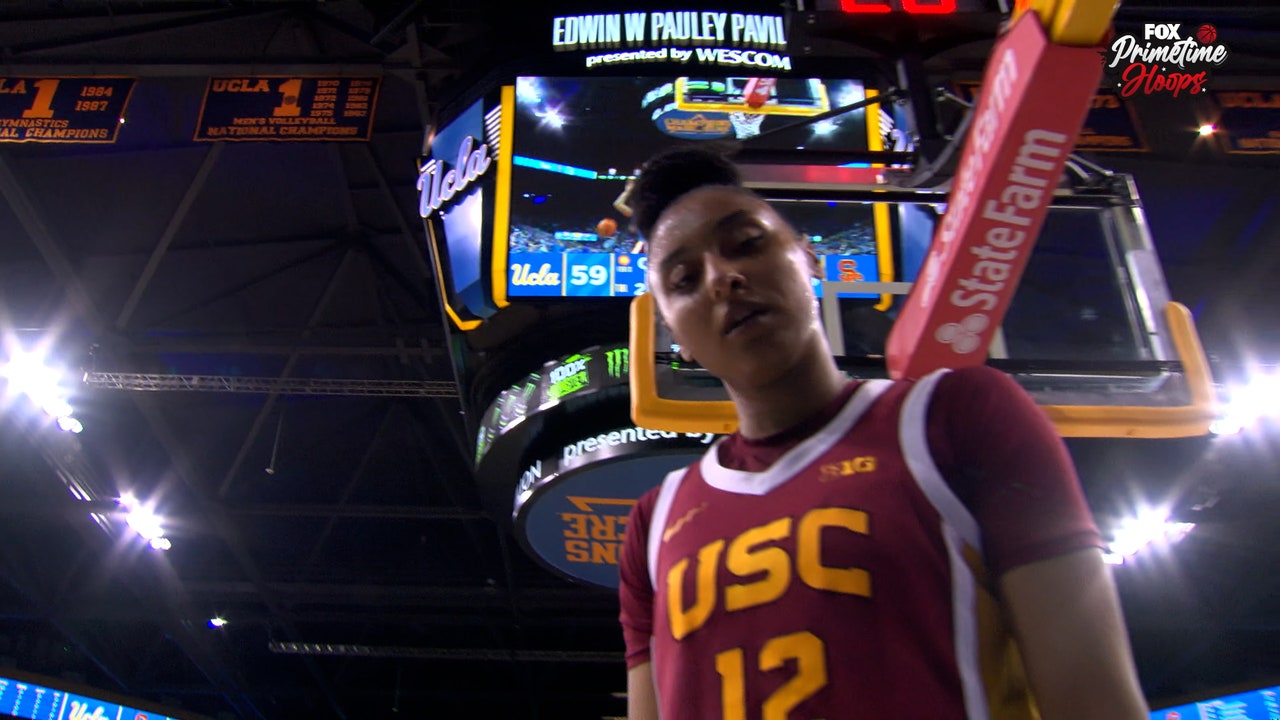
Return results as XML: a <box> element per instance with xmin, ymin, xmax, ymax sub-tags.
<box><xmin>500</xmin><ymin>75</ymin><xmax>888</xmax><ymax>304</ymax></box>
<box><xmin>507</xmin><ymin>249</ymin><xmax>883</xmax><ymax>299</ymax></box>
<box><xmin>508</xmin><ymin>252</ymin><xmax>649</xmax><ymax>298</ymax></box>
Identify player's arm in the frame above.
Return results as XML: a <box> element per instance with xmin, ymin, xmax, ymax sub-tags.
<box><xmin>1000</xmin><ymin>548</ymin><xmax>1149</xmax><ymax>720</ymax></box>
<box><xmin>614</xmin><ymin>178</ymin><xmax>636</xmax><ymax>217</ymax></box>
<box><xmin>932</xmin><ymin>366</ymin><xmax>1149</xmax><ymax>720</ymax></box>
<box><xmin>627</xmin><ymin>662</ymin><xmax>660</xmax><ymax>720</ymax></box>
<box><xmin>618</xmin><ymin>490</ymin><xmax>660</xmax><ymax>720</ymax></box>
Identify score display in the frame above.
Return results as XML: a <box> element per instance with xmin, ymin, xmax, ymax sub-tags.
<box><xmin>507</xmin><ymin>204</ymin><xmax>885</xmax><ymax>300</ymax></box>
<box><xmin>811</xmin><ymin>0</ymin><xmax>999</xmax><ymax>13</ymax></box>
<box><xmin>503</xmin><ymin>76</ymin><xmax>888</xmax><ymax>301</ymax></box>
<box><xmin>509</xmin><ymin>252</ymin><xmax>649</xmax><ymax>298</ymax></box>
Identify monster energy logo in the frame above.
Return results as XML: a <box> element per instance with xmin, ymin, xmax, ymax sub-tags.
<box><xmin>606</xmin><ymin>348</ymin><xmax>630</xmax><ymax>379</ymax></box>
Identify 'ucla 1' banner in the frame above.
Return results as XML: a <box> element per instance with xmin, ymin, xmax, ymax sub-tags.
<box><xmin>194</xmin><ymin>76</ymin><xmax>380</xmax><ymax>141</ymax></box>
<box><xmin>0</xmin><ymin>76</ymin><xmax>135</xmax><ymax>144</ymax></box>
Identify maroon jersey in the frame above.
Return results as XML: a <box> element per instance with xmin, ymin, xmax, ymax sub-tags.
<box><xmin>619</xmin><ymin>366</ymin><xmax>1102</xmax><ymax>720</ymax></box>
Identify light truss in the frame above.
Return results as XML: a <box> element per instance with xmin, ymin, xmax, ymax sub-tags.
<box><xmin>82</xmin><ymin>372</ymin><xmax>458</xmax><ymax>398</ymax></box>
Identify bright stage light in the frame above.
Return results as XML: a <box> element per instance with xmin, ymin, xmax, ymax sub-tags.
<box><xmin>42</xmin><ymin>397</ymin><xmax>73</xmax><ymax>419</ymax></box>
<box><xmin>830</xmin><ymin>80</ymin><xmax>865</xmax><ymax>111</ymax></box>
<box><xmin>119</xmin><ymin>492</ymin><xmax>172</xmax><ymax>548</ymax></box>
<box><xmin>516</xmin><ymin>77</ymin><xmax>543</xmax><ymax>105</ymax></box>
<box><xmin>812</xmin><ymin>119</ymin><xmax>838</xmax><ymax>136</ymax></box>
<box><xmin>1198</xmin><ymin>124</ymin><xmax>1216</xmax><ymax>136</ymax></box>
<box><xmin>2</xmin><ymin>345</ymin><xmax>79</xmax><ymax>424</ymax></box>
<box><xmin>126</xmin><ymin>505</ymin><xmax>165</xmax><ymax>541</ymax></box>
<box><xmin>1105</xmin><ymin>508</ymin><xmax>1196</xmax><ymax>565</ymax></box>
<box><xmin>539</xmin><ymin>108</ymin><xmax>566</xmax><ymax>129</ymax></box>
<box><xmin>1212</xmin><ymin>370</ymin><xmax>1280</xmax><ymax>436</ymax></box>
<box><xmin>2</xmin><ymin>349</ymin><xmax>61</xmax><ymax>400</ymax></box>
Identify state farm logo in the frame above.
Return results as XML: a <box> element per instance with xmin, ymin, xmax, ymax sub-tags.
<box><xmin>1104</xmin><ymin>22</ymin><xmax>1229</xmax><ymax>99</ymax></box>
<box><xmin>935</xmin><ymin>313</ymin><xmax>989</xmax><ymax>354</ymax></box>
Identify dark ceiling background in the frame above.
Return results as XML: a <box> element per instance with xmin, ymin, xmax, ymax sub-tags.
<box><xmin>0</xmin><ymin>1</ymin><xmax>1276</xmax><ymax>719</ymax></box>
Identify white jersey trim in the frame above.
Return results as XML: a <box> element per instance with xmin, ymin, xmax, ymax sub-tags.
<box><xmin>900</xmin><ymin>368</ymin><xmax>988</xmax><ymax>720</ymax></box>
<box><xmin>944</xmin><ymin>524</ymin><xmax>991</xmax><ymax>720</ymax></box>
<box><xmin>698</xmin><ymin>379</ymin><xmax>894</xmax><ymax>496</ymax></box>
<box><xmin>899</xmin><ymin>369</ymin><xmax>982</xmax><ymax>550</ymax></box>
<box><xmin>647</xmin><ymin>467</ymin><xmax>690</xmax><ymax>589</ymax></box>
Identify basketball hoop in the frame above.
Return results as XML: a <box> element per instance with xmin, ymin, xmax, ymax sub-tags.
<box><xmin>729</xmin><ymin>111</ymin><xmax>765</xmax><ymax>139</ymax></box>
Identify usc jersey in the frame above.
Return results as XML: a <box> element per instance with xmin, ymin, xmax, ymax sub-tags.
<box><xmin>619</xmin><ymin>366</ymin><xmax>1102</xmax><ymax>720</ymax></box>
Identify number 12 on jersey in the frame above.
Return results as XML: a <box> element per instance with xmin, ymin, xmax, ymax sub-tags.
<box><xmin>716</xmin><ymin>631</ymin><xmax>829</xmax><ymax>720</ymax></box>
<box><xmin>564</xmin><ymin>253</ymin><xmax>611</xmax><ymax>297</ymax></box>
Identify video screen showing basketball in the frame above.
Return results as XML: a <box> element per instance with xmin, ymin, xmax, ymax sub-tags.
<box><xmin>506</xmin><ymin>75</ymin><xmax>883</xmax><ymax>299</ymax></box>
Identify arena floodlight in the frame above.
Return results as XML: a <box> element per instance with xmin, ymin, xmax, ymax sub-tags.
<box><xmin>1211</xmin><ymin>370</ymin><xmax>1280</xmax><ymax>436</ymax></box>
<box><xmin>1104</xmin><ymin>509</ymin><xmax>1196</xmax><ymax>566</ymax></box>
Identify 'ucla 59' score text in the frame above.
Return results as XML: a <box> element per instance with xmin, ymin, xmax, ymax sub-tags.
<box><xmin>509</xmin><ymin>252</ymin><xmax>649</xmax><ymax>298</ymax></box>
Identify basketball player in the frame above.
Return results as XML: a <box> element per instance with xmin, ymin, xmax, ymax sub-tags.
<box><xmin>615</xmin><ymin>173</ymin><xmax>647</xmax><ymax>254</ymax></box>
<box><xmin>617</xmin><ymin>147</ymin><xmax>1150</xmax><ymax>720</ymax></box>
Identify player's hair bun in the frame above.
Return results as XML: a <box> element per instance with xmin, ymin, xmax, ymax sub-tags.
<box><xmin>631</xmin><ymin>145</ymin><xmax>743</xmax><ymax>239</ymax></box>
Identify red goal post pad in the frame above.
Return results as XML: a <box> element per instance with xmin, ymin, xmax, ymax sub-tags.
<box><xmin>885</xmin><ymin>11</ymin><xmax>1106</xmax><ymax>380</ymax></box>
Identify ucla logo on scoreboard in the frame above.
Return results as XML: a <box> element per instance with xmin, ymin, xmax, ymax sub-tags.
<box><xmin>510</xmin><ymin>262</ymin><xmax>562</xmax><ymax>287</ymax></box>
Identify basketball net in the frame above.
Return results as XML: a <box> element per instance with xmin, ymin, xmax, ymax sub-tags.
<box><xmin>729</xmin><ymin>111</ymin><xmax>765</xmax><ymax>139</ymax></box>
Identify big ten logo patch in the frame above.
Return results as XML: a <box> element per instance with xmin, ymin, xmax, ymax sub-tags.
<box><xmin>819</xmin><ymin>456</ymin><xmax>877</xmax><ymax>481</ymax></box>
<box><xmin>560</xmin><ymin>496</ymin><xmax>636</xmax><ymax>565</ymax></box>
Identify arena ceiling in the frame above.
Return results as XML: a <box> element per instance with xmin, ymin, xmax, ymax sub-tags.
<box><xmin>0</xmin><ymin>1</ymin><xmax>1277</xmax><ymax>718</ymax></box>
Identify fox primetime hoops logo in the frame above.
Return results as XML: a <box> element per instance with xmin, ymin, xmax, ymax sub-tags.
<box><xmin>1103</xmin><ymin>22</ymin><xmax>1229</xmax><ymax>99</ymax></box>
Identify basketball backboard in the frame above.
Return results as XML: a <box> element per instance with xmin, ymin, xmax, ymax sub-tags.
<box><xmin>629</xmin><ymin>170</ymin><xmax>1217</xmax><ymax>439</ymax></box>
<box><xmin>673</xmin><ymin>76</ymin><xmax>833</xmax><ymax>117</ymax></box>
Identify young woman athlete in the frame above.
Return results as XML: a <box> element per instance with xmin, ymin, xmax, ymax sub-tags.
<box><xmin>617</xmin><ymin>147</ymin><xmax>1150</xmax><ymax>720</ymax></box>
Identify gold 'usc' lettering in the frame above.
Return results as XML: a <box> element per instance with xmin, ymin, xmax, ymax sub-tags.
<box><xmin>667</xmin><ymin>507</ymin><xmax>871</xmax><ymax>641</ymax></box>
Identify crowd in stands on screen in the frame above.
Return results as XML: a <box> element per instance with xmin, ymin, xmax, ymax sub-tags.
<box><xmin>510</xmin><ymin>224</ymin><xmax>638</xmax><ymax>253</ymax></box>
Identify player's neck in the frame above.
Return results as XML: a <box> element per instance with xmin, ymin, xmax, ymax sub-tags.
<box><xmin>728</xmin><ymin>344</ymin><xmax>849</xmax><ymax>441</ymax></box>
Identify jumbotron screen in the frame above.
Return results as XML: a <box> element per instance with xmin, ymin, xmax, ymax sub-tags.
<box><xmin>505</xmin><ymin>75</ymin><xmax>886</xmax><ymax>300</ymax></box>
<box><xmin>1149</xmin><ymin>684</ymin><xmax>1280</xmax><ymax>720</ymax></box>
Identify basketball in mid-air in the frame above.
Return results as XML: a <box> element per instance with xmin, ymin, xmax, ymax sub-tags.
<box><xmin>1196</xmin><ymin>24</ymin><xmax>1217</xmax><ymax>45</ymax></box>
<box><xmin>596</xmin><ymin>217</ymin><xmax>618</xmax><ymax>238</ymax></box>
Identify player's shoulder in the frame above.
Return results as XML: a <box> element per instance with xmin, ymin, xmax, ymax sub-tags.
<box><xmin>629</xmin><ymin>465</ymin><xmax>696</xmax><ymax>523</ymax></box>
<box><xmin>932</xmin><ymin>364</ymin><xmax>1024</xmax><ymax>399</ymax></box>
<box><xmin>870</xmin><ymin>366</ymin><xmax>1011</xmax><ymax>407</ymax></box>
<box><xmin>893</xmin><ymin>365</ymin><xmax>1032</xmax><ymax>426</ymax></box>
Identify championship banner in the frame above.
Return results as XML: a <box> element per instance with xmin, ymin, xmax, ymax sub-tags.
<box><xmin>955</xmin><ymin>81</ymin><xmax>1146</xmax><ymax>152</ymax></box>
<box><xmin>886</xmin><ymin>12</ymin><xmax>1104</xmax><ymax>380</ymax></box>
<box><xmin>1211</xmin><ymin>90</ymin><xmax>1280</xmax><ymax>154</ymax></box>
<box><xmin>0</xmin><ymin>76</ymin><xmax>135</xmax><ymax>143</ymax></box>
<box><xmin>194</xmin><ymin>76</ymin><xmax>381</xmax><ymax>142</ymax></box>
